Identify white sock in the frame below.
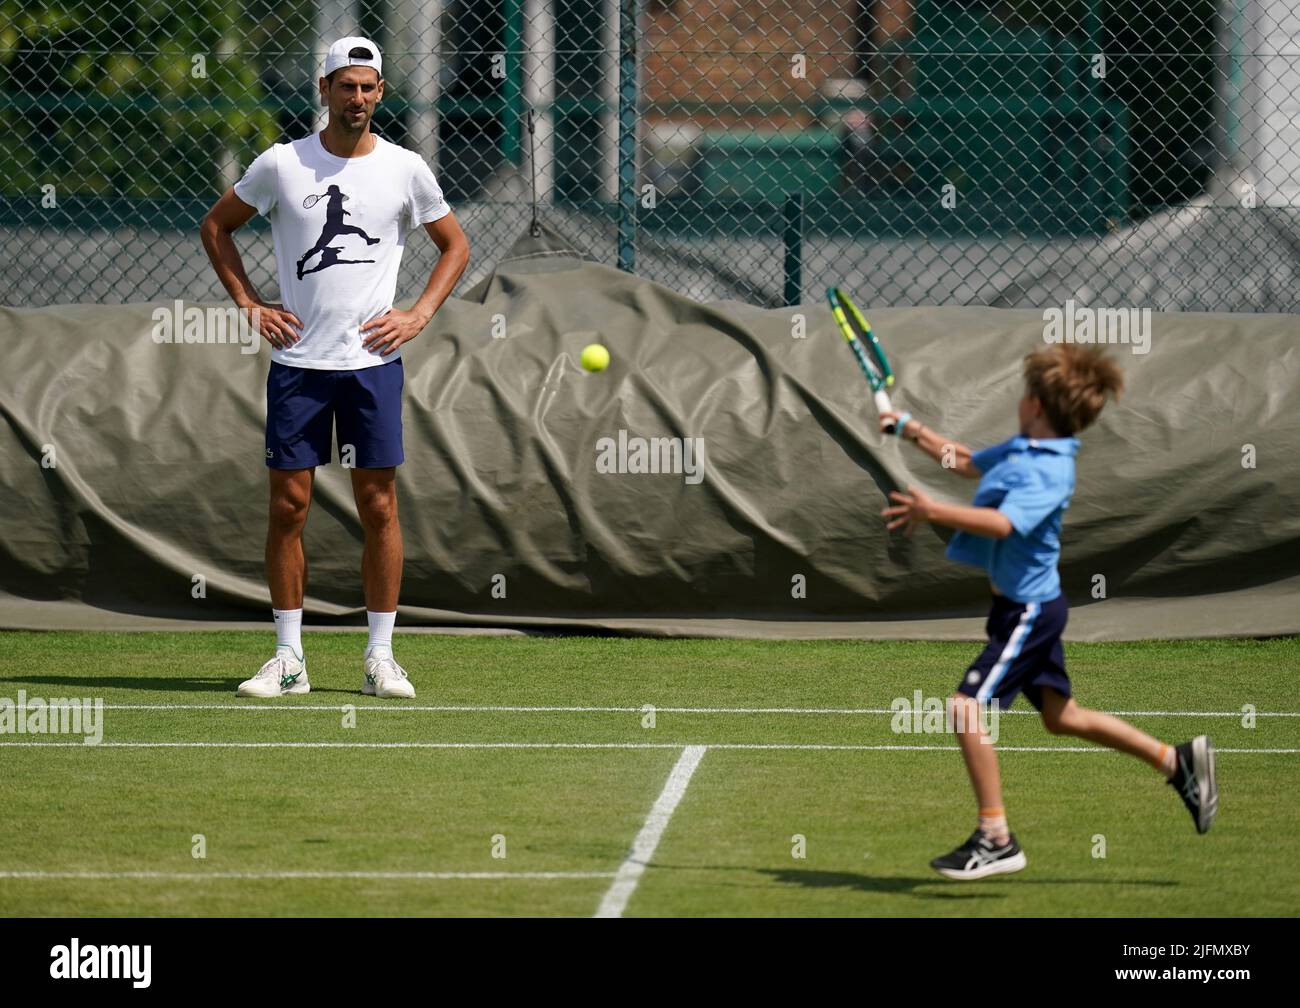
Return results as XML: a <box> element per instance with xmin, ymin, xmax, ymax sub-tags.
<box><xmin>273</xmin><ymin>608</ymin><xmax>303</xmax><ymax>660</ymax></box>
<box><xmin>366</xmin><ymin>610</ymin><xmax>396</xmax><ymax>659</ymax></box>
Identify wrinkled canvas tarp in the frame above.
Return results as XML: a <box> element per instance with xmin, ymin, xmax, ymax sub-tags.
<box><xmin>2</xmin><ymin>226</ymin><xmax>1297</xmax><ymax>640</ymax></box>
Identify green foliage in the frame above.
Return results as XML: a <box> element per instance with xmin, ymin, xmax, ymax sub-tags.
<box><xmin>0</xmin><ymin>1</ymin><xmax>286</xmax><ymax>200</ymax></box>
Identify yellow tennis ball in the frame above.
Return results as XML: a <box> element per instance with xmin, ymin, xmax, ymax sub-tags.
<box><xmin>580</xmin><ymin>343</ymin><xmax>610</xmax><ymax>372</ymax></box>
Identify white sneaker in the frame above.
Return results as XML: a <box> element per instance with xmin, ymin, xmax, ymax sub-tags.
<box><xmin>237</xmin><ymin>652</ymin><xmax>309</xmax><ymax>698</ymax></box>
<box><xmin>362</xmin><ymin>654</ymin><xmax>415</xmax><ymax>699</ymax></box>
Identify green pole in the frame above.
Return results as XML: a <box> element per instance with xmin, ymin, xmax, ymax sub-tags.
<box><xmin>502</xmin><ymin>0</ymin><xmax>524</xmax><ymax>167</ymax></box>
<box><xmin>783</xmin><ymin>192</ymin><xmax>803</xmax><ymax>306</ymax></box>
<box><xmin>617</xmin><ymin>0</ymin><xmax>638</xmax><ymax>272</ymax></box>
<box><xmin>1085</xmin><ymin>0</ymin><xmax>1104</xmax><ymax>229</ymax></box>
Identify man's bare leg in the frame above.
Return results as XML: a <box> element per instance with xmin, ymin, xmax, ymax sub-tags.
<box><xmin>351</xmin><ymin>467</ymin><xmax>402</xmax><ymax>613</ymax></box>
<box><xmin>351</xmin><ymin>467</ymin><xmax>413</xmax><ymax>698</ymax></box>
<box><xmin>267</xmin><ymin>468</ymin><xmax>315</xmax><ymax>610</ymax></box>
<box><xmin>237</xmin><ymin>467</ymin><xmax>314</xmax><ymax>698</ymax></box>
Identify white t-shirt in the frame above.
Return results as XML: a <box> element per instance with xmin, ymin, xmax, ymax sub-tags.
<box><xmin>234</xmin><ymin>132</ymin><xmax>451</xmax><ymax>370</ymax></box>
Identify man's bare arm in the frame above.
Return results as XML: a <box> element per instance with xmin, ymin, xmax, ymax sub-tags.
<box><xmin>412</xmin><ymin>212</ymin><xmax>470</xmax><ymax>324</ymax></box>
<box><xmin>361</xmin><ymin>211</ymin><xmax>470</xmax><ymax>355</ymax></box>
<box><xmin>199</xmin><ymin>189</ymin><xmax>301</xmax><ymax>349</ymax></box>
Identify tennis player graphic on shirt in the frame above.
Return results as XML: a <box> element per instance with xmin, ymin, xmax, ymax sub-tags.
<box><xmin>200</xmin><ymin>35</ymin><xmax>470</xmax><ymax>701</ymax></box>
<box><xmin>296</xmin><ymin>184</ymin><xmax>380</xmax><ymax>279</ymax></box>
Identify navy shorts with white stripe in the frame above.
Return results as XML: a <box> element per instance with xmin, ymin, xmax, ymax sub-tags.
<box><xmin>959</xmin><ymin>593</ymin><xmax>1071</xmax><ymax>710</ymax></box>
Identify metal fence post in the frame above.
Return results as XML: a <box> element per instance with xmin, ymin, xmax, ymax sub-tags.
<box><xmin>617</xmin><ymin>0</ymin><xmax>638</xmax><ymax>273</ymax></box>
<box><xmin>502</xmin><ymin>0</ymin><xmax>524</xmax><ymax>167</ymax></box>
<box><xmin>783</xmin><ymin>192</ymin><xmax>803</xmax><ymax>306</ymax></box>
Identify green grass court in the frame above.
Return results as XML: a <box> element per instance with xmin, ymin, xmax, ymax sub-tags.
<box><xmin>1</xmin><ymin>632</ymin><xmax>1296</xmax><ymax>917</ymax></box>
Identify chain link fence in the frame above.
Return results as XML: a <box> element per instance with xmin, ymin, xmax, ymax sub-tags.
<box><xmin>3</xmin><ymin>0</ymin><xmax>1298</xmax><ymax>310</ymax></box>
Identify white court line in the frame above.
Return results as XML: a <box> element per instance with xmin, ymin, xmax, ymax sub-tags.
<box><xmin>85</xmin><ymin>705</ymin><xmax>1300</xmax><ymax>717</ymax></box>
<box><xmin>0</xmin><ymin>870</ymin><xmax>613</xmax><ymax>881</ymax></box>
<box><xmin>1</xmin><ymin>741</ymin><xmax>1291</xmax><ymax>753</ymax></box>
<box><xmin>595</xmin><ymin>745</ymin><xmax>707</xmax><ymax>919</ymax></box>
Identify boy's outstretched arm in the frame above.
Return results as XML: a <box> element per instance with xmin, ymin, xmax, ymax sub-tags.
<box><xmin>882</xmin><ymin>486</ymin><xmax>1012</xmax><ymax>539</ymax></box>
<box><xmin>878</xmin><ymin>410</ymin><xmax>980</xmax><ymax>478</ymax></box>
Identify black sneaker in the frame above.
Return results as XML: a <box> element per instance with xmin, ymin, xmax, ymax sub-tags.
<box><xmin>930</xmin><ymin>829</ymin><xmax>1027</xmax><ymax>880</ymax></box>
<box><xmin>1169</xmin><ymin>735</ymin><xmax>1218</xmax><ymax>834</ymax></box>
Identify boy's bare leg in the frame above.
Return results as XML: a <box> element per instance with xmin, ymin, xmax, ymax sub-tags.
<box><xmin>951</xmin><ymin>694</ymin><xmax>1010</xmax><ymax>843</ymax></box>
<box><xmin>1038</xmin><ymin>686</ymin><xmax>1218</xmax><ymax>833</ymax></box>
<box><xmin>267</xmin><ymin>468</ymin><xmax>315</xmax><ymax>608</ymax></box>
<box><xmin>932</xmin><ymin>693</ymin><xmax>1026</xmax><ymax>878</ymax></box>
<box><xmin>951</xmin><ymin>694</ymin><xmax>1004</xmax><ymax>806</ymax></box>
<box><xmin>1038</xmin><ymin>687</ymin><xmax>1171</xmax><ymax>774</ymax></box>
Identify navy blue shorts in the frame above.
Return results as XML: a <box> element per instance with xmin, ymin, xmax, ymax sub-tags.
<box><xmin>265</xmin><ymin>360</ymin><xmax>404</xmax><ymax>470</ymax></box>
<box><xmin>958</xmin><ymin>593</ymin><xmax>1071</xmax><ymax>710</ymax></box>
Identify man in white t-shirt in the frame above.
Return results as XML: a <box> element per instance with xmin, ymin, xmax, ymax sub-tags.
<box><xmin>200</xmin><ymin>36</ymin><xmax>469</xmax><ymax>699</ymax></box>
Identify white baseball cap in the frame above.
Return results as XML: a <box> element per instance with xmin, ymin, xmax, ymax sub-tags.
<box><xmin>324</xmin><ymin>36</ymin><xmax>382</xmax><ymax>78</ymax></box>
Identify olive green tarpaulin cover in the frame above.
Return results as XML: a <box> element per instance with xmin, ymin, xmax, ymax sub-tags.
<box><xmin>2</xmin><ymin>227</ymin><xmax>1297</xmax><ymax>640</ymax></box>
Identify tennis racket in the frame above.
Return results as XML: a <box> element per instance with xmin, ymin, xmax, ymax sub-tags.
<box><xmin>826</xmin><ymin>286</ymin><xmax>897</xmax><ymax>432</ymax></box>
<box><xmin>302</xmin><ymin>192</ymin><xmax>349</xmax><ymax>209</ymax></box>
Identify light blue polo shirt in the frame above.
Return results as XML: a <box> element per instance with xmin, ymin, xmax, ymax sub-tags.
<box><xmin>945</xmin><ymin>434</ymin><xmax>1080</xmax><ymax>603</ymax></box>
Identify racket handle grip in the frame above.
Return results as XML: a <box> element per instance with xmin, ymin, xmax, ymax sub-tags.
<box><xmin>874</xmin><ymin>390</ymin><xmax>895</xmax><ymax>432</ymax></box>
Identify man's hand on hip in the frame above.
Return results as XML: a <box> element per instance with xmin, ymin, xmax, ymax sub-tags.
<box><xmin>240</xmin><ymin>299</ymin><xmax>302</xmax><ymax>350</ymax></box>
<box><xmin>360</xmin><ymin>308</ymin><xmax>430</xmax><ymax>355</ymax></box>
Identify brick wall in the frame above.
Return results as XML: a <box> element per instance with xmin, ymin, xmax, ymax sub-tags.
<box><xmin>643</xmin><ymin>1</ymin><xmax>888</xmax><ymax>129</ymax></box>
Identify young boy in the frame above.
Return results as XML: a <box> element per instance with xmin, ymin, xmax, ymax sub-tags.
<box><xmin>879</xmin><ymin>343</ymin><xmax>1218</xmax><ymax>880</ymax></box>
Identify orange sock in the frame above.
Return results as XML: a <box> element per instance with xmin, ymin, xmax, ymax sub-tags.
<box><xmin>978</xmin><ymin>807</ymin><xmax>1009</xmax><ymax>845</ymax></box>
<box><xmin>1157</xmin><ymin>743</ymin><xmax>1177</xmax><ymax>779</ymax></box>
